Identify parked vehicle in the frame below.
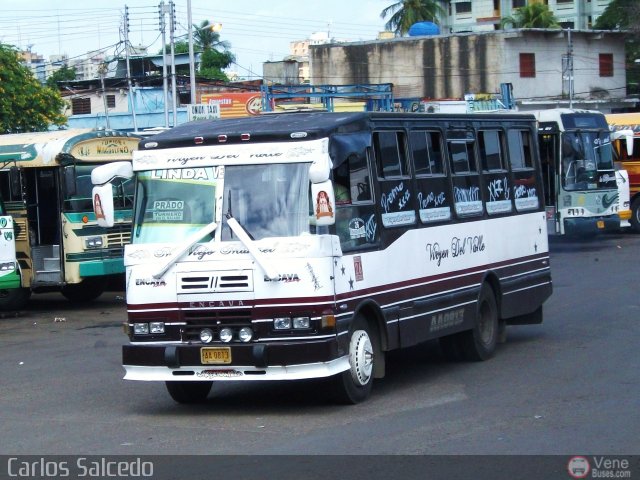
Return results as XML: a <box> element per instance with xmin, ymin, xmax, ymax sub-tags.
<box><xmin>0</xmin><ymin>129</ymin><xmax>141</xmax><ymax>310</ymax></box>
<box><xmin>533</xmin><ymin>109</ymin><xmax>620</xmax><ymax>235</ymax></box>
<box><xmin>0</xmin><ymin>196</ymin><xmax>20</xmax><ymax>295</ymax></box>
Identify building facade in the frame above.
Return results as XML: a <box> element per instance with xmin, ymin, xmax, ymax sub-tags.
<box><xmin>440</xmin><ymin>0</ymin><xmax>612</xmax><ymax>32</ymax></box>
<box><xmin>310</xmin><ymin>29</ymin><xmax>632</xmax><ymax>111</ymax></box>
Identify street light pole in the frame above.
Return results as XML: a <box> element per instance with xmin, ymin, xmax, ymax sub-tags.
<box><xmin>169</xmin><ymin>0</ymin><xmax>177</xmax><ymax>127</ymax></box>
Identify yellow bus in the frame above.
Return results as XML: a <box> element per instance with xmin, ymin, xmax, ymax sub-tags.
<box><xmin>0</xmin><ymin>129</ymin><xmax>141</xmax><ymax>310</ymax></box>
<box><xmin>606</xmin><ymin>113</ymin><xmax>640</xmax><ymax>232</ymax></box>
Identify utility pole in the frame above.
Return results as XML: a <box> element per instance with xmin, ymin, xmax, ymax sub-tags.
<box><xmin>188</xmin><ymin>0</ymin><xmax>196</xmax><ymax>104</ymax></box>
<box><xmin>169</xmin><ymin>0</ymin><xmax>178</xmax><ymax>127</ymax></box>
<box><xmin>562</xmin><ymin>28</ymin><xmax>574</xmax><ymax>108</ymax></box>
<box><xmin>124</xmin><ymin>6</ymin><xmax>138</xmax><ymax>132</ymax></box>
<box><xmin>159</xmin><ymin>1</ymin><xmax>170</xmax><ymax>128</ymax></box>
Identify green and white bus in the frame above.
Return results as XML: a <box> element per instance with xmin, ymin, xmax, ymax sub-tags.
<box><xmin>533</xmin><ymin>108</ymin><xmax>620</xmax><ymax>235</ymax></box>
<box><xmin>0</xmin><ymin>195</ymin><xmax>20</xmax><ymax>294</ymax></box>
<box><xmin>0</xmin><ymin>129</ymin><xmax>141</xmax><ymax>310</ymax></box>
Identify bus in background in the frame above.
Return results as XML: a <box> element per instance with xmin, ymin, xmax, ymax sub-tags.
<box><xmin>606</xmin><ymin>113</ymin><xmax>640</xmax><ymax>232</ymax></box>
<box><xmin>0</xmin><ymin>129</ymin><xmax>141</xmax><ymax>311</ymax></box>
<box><xmin>609</xmin><ymin>128</ymin><xmax>634</xmax><ymax>229</ymax></box>
<box><xmin>533</xmin><ymin>109</ymin><xmax>620</xmax><ymax>235</ymax></box>
<box><xmin>0</xmin><ymin>195</ymin><xmax>20</xmax><ymax>295</ymax></box>
<box><xmin>92</xmin><ymin>112</ymin><xmax>552</xmax><ymax>404</ymax></box>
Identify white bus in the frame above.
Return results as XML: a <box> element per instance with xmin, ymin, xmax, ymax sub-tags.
<box><xmin>92</xmin><ymin>112</ymin><xmax>552</xmax><ymax>404</ymax></box>
<box><xmin>533</xmin><ymin>108</ymin><xmax>620</xmax><ymax>235</ymax></box>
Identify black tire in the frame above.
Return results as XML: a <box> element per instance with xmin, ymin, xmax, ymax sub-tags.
<box><xmin>459</xmin><ymin>285</ymin><xmax>499</xmax><ymax>361</ymax></box>
<box><xmin>0</xmin><ymin>287</ymin><xmax>31</xmax><ymax>311</ymax></box>
<box><xmin>331</xmin><ymin>315</ymin><xmax>376</xmax><ymax>404</ymax></box>
<box><xmin>61</xmin><ymin>277</ymin><xmax>106</xmax><ymax>302</ymax></box>
<box><xmin>630</xmin><ymin>197</ymin><xmax>640</xmax><ymax>233</ymax></box>
<box><xmin>165</xmin><ymin>381</ymin><xmax>212</xmax><ymax>404</ymax></box>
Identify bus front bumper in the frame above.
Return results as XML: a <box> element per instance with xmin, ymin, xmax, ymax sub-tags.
<box><xmin>0</xmin><ymin>268</ymin><xmax>21</xmax><ymax>290</ymax></box>
<box><xmin>122</xmin><ymin>338</ymin><xmax>348</xmax><ymax>381</ymax></box>
<box><xmin>563</xmin><ymin>215</ymin><xmax>620</xmax><ymax>235</ymax></box>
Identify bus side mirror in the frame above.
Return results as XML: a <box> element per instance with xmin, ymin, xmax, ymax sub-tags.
<box><xmin>309</xmin><ymin>155</ymin><xmax>331</xmax><ymax>183</ymax></box>
<box><xmin>9</xmin><ymin>167</ymin><xmax>21</xmax><ymax>196</ymax></box>
<box><xmin>91</xmin><ymin>161</ymin><xmax>133</xmax><ymax>185</ymax></box>
<box><xmin>63</xmin><ymin>165</ymin><xmax>77</xmax><ymax>197</ymax></box>
<box><xmin>92</xmin><ymin>184</ymin><xmax>115</xmax><ymax>228</ymax></box>
<box><xmin>311</xmin><ymin>181</ymin><xmax>336</xmax><ymax>226</ymax></box>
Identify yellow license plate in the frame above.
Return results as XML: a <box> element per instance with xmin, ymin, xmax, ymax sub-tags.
<box><xmin>201</xmin><ymin>347</ymin><xmax>231</xmax><ymax>364</ymax></box>
<box><xmin>597</xmin><ymin>220</ymin><xmax>605</xmax><ymax>229</ymax></box>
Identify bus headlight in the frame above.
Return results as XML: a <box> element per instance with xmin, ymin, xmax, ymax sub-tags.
<box><xmin>133</xmin><ymin>323</ymin><xmax>149</xmax><ymax>334</ymax></box>
<box><xmin>238</xmin><ymin>327</ymin><xmax>253</xmax><ymax>343</ymax></box>
<box><xmin>0</xmin><ymin>262</ymin><xmax>16</xmax><ymax>272</ymax></box>
<box><xmin>219</xmin><ymin>328</ymin><xmax>233</xmax><ymax>343</ymax></box>
<box><xmin>200</xmin><ymin>328</ymin><xmax>214</xmax><ymax>344</ymax></box>
<box><xmin>149</xmin><ymin>322</ymin><xmax>165</xmax><ymax>334</ymax></box>
<box><xmin>293</xmin><ymin>317</ymin><xmax>310</xmax><ymax>329</ymax></box>
<box><xmin>84</xmin><ymin>236</ymin><xmax>103</xmax><ymax>249</ymax></box>
<box><xmin>274</xmin><ymin>317</ymin><xmax>291</xmax><ymax>330</ymax></box>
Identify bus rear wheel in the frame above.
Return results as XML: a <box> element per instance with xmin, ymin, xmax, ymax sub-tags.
<box><xmin>61</xmin><ymin>278</ymin><xmax>106</xmax><ymax>302</ymax></box>
<box><xmin>459</xmin><ymin>285</ymin><xmax>499</xmax><ymax>361</ymax></box>
<box><xmin>0</xmin><ymin>287</ymin><xmax>31</xmax><ymax>311</ymax></box>
<box><xmin>165</xmin><ymin>381</ymin><xmax>212</xmax><ymax>404</ymax></box>
<box><xmin>331</xmin><ymin>316</ymin><xmax>376</xmax><ymax>404</ymax></box>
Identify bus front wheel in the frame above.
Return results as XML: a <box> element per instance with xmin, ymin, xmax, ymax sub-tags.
<box><xmin>460</xmin><ymin>285</ymin><xmax>499</xmax><ymax>361</ymax></box>
<box><xmin>331</xmin><ymin>316</ymin><xmax>376</xmax><ymax>404</ymax></box>
<box><xmin>630</xmin><ymin>198</ymin><xmax>640</xmax><ymax>233</ymax></box>
<box><xmin>0</xmin><ymin>287</ymin><xmax>31</xmax><ymax>311</ymax></box>
<box><xmin>61</xmin><ymin>278</ymin><xmax>106</xmax><ymax>303</ymax></box>
<box><xmin>165</xmin><ymin>381</ymin><xmax>212</xmax><ymax>404</ymax></box>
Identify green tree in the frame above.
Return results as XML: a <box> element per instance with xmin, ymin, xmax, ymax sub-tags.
<box><xmin>594</xmin><ymin>0</ymin><xmax>640</xmax><ymax>93</ymax></box>
<box><xmin>45</xmin><ymin>64</ymin><xmax>77</xmax><ymax>88</ymax></box>
<box><xmin>501</xmin><ymin>3</ymin><xmax>561</xmax><ymax>29</ymax></box>
<box><xmin>380</xmin><ymin>0</ymin><xmax>446</xmax><ymax>36</ymax></box>
<box><xmin>0</xmin><ymin>44</ymin><xmax>67</xmax><ymax>134</ymax></box>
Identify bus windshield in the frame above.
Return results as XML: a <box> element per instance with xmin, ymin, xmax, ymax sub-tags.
<box><xmin>561</xmin><ymin>131</ymin><xmax>614</xmax><ymax>191</ymax></box>
<box><xmin>65</xmin><ymin>165</ymin><xmax>134</xmax><ymax>212</ymax></box>
<box><xmin>133</xmin><ymin>163</ymin><xmax>310</xmax><ymax>244</ymax></box>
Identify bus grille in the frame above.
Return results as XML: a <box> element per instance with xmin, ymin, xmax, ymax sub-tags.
<box><xmin>177</xmin><ymin>271</ymin><xmax>253</xmax><ymax>293</ymax></box>
<box><xmin>105</xmin><ymin>225</ymin><xmax>131</xmax><ymax>247</ymax></box>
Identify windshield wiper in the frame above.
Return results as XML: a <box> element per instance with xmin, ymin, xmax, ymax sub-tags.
<box><xmin>152</xmin><ymin>221</ymin><xmax>218</xmax><ymax>279</ymax></box>
<box><xmin>225</xmin><ymin>212</ymin><xmax>278</xmax><ymax>280</ymax></box>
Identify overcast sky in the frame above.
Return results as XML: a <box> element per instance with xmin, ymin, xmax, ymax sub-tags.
<box><xmin>1</xmin><ymin>0</ymin><xmax>392</xmax><ymax>79</ymax></box>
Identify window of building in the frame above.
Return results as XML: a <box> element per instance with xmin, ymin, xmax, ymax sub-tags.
<box><xmin>599</xmin><ymin>53</ymin><xmax>613</xmax><ymax>77</ymax></box>
<box><xmin>519</xmin><ymin>53</ymin><xmax>536</xmax><ymax>78</ymax></box>
<box><xmin>71</xmin><ymin>98</ymin><xmax>91</xmax><ymax>115</ymax></box>
<box><xmin>455</xmin><ymin>2</ymin><xmax>472</xmax><ymax>14</ymax></box>
<box><xmin>512</xmin><ymin>0</ymin><xmax>526</xmax><ymax>7</ymax></box>
<box><xmin>106</xmin><ymin>95</ymin><xmax>116</xmax><ymax>108</ymax></box>
<box><xmin>556</xmin><ymin>0</ymin><xmax>573</xmax><ymax>3</ymax></box>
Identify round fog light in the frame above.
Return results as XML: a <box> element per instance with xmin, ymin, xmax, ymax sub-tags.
<box><xmin>238</xmin><ymin>327</ymin><xmax>253</xmax><ymax>343</ymax></box>
<box><xmin>200</xmin><ymin>328</ymin><xmax>213</xmax><ymax>343</ymax></box>
<box><xmin>219</xmin><ymin>327</ymin><xmax>233</xmax><ymax>343</ymax></box>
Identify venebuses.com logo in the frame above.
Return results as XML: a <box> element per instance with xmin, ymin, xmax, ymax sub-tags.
<box><xmin>568</xmin><ymin>456</ymin><xmax>632</xmax><ymax>479</ymax></box>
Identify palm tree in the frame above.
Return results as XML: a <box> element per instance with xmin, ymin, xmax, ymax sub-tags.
<box><xmin>380</xmin><ymin>0</ymin><xmax>446</xmax><ymax>36</ymax></box>
<box><xmin>501</xmin><ymin>3</ymin><xmax>561</xmax><ymax>29</ymax></box>
<box><xmin>193</xmin><ymin>20</ymin><xmax>231</xmax><ymax>52</ymax></box>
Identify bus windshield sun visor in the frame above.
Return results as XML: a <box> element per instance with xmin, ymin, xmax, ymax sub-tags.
<box><xmin>329</xmin><ymin>132</ymin><xmax>371</xmax><ymax>168</ymax></box>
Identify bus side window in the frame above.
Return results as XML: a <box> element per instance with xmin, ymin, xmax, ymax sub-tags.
<box><xmin>479</xmin><ymin>130</ymin><xmax>512</xmax><ymax>215</ymax></box>
<box><xmin>508</xmin><ymin>129</ymin><xmax>540</xmax><ymax>212</ymax></box>
<box><xmin>448</xmin><ymin>138</ymin><xmax>483</xmax><ymax>217</ymax></box>
<box><xmin>333</xmin><ymin>152</ymin><xmax>379</xmax><ymax>251</ymax></box>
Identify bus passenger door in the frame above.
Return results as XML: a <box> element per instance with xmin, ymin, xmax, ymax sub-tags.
<box><xmin>538</xmin><ymin>132</ymin><xmax>560</xmax><ymax>234</ymax></box>
<box><xmin>25</xmin><ymin>168</ymin><xmax>63</xmax><ymax>285</ymax></box>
